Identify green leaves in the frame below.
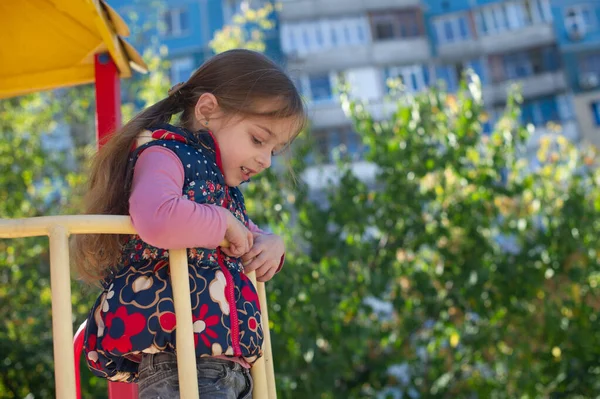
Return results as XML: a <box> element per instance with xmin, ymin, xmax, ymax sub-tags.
<box><xmin>209</xmin><ymin>3</ymin><xmax>277</xmax><ymax>54</ymax></box>
<box><xmin>243</xmin><ymin>76</ymin><xmax>600</xmax><ymax>398</ymax></box>
<box><xmin>0</xmin><ymin>91</ymin><xmax>90</xmax><ymax>398</ymax></box>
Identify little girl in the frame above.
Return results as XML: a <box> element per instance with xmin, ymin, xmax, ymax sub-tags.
<box><xmin>73</xmin><ymin>49</ymin><xmax>306</xmax><ymax>398</ymax></box>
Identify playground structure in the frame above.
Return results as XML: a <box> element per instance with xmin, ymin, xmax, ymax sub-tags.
<box><xmin>0</xmin><ymin>1</ymin><xmax>276</xmax><ymax>398</ymax></box>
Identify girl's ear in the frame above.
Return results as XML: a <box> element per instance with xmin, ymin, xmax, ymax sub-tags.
<box><xmin>194</xmin><ymin>93</ymin><xmax>220</xmax><ymax>124</ymax></box>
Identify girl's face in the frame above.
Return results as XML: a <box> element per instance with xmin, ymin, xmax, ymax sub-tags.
<box><xmin>209</xmin><ymin>111</ymin><xmax>298</xmax><ymax>187</ymax></box>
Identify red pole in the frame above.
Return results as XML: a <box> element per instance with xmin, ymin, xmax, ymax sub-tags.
<box><xmin>94</xmin><ymin>53</ymin><xmax>122</xmax><ymax>147</ymax></box>
<box><xmin>73</xmin><ymin>322</ymin><xmax>86</xmax><ymax>399</ymax></box>
<box><xmin>88</xmin><ymin>52</ymin><xmax>139</xmax><ymax>399</ymax></box>
<box><xmin>108</xmin><ymin>380</ymin><xmax>139</xmax><ymax>399</ymax></box>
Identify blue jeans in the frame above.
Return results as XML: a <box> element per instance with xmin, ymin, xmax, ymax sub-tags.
<box><xmin>138</xmin><ymin>353</ymin><xmax>253</xmax><ymax>399</ymax></box>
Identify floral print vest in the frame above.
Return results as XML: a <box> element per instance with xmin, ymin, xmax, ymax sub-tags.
<box><xmin>83</xmin><ymin>124</ymin><xmax>263</xmax><ymax>382</ymax></box>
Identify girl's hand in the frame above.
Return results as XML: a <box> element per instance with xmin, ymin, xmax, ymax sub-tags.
<box><xmin>242</xmin><ymin>233</ymin><xmax>284</xmax><ymax>282</ymax></box>
<box><xmin>221</xmin><ymin>212</ymin><xmax>253</xmax><ymax>258</ymax></box>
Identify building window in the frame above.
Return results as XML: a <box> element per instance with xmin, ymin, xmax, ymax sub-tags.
<box><xmin>315</xmin><ymin>27</ymin><xmax>324</xmax><ymax>46</ymax></box>
<box><xmin>580</xmin><ymin>52</ymin><xmax>600</xmax><ymax>75</ymax></box>
<box><xmin>433</xmin><ymin>13</ymin><xmax>471</xmax><ymax>44</ymax></box>
<box><xmin>436</xmin><ymin>60</ymin><xmax>483</xmax><ymax>91</ymax></box>
<box><xmin>557</xmin><ymin>94</ymin><xmax>575</xmax><ymax>121</ymax></box>
<box><xmin>385</xmin><ymin>65</ymin><xmax>429</xmax><ymax>94</ymax></box>
<box><xmin>374</xmin><ymin>17</ymin><xmax>396</xmax><ymax>40</ymax></box>
<box><xmin>468</xmin><ymin>58</ymin><xmax>486</xmax><ymax>83</ymax></box>
<box><xmin>371</xmin><ymin>10</ymin><xmax>423</xmax><ymax>41</ymax></box>
<box><xmin>458</xmin><ymin>17</ymin><xmax>470</xmax><ymax>38</ymax></box>
<box><xmin>171</xmin><ymin>57</ymin><xmax>194</xmax><ymax>84</ymax></box>
<box><xmin>540</xmin><ymin>46</ymin><xmax>561</xmax><ymax>72</ymax></box>
<box><xmin>443</xmin><ymin>20</ymin><xmax>455</xmax><ymax>41</ymax></box>
<box><xmin>495</xmin><ymin>46</ymin><xmax>559</xmax><ymax>82</ymax></box>
<box><xmin>302</xmin><ymin>30</ymin><xmax>311</xmax><ymax>48</ymax></box>
<box><xmin>161</xmin><ymin>8</ymin><xmax>189</xmax><ymax>37</ymax></box>
<box><xmin>476</xmin><ymin>0</ymin><xmax>551</xmax><ymax>36</ymax></box>
<box><xmin>314</xmin><ymin>127</ymin><xmax>364</xmax><ymax>163</ymax></box>
<box><xmin>521</xmin><ymin>96</ymin><xmax>562</xmax><ymax>126</ymax></box>
<box><xmin>309</xmin><ymin>74</ymin><xmax>333</xmax><ymax>102</ymax></box>
<box><xmin>591</xmin><ymin>102</ymin><xmax>600</xmax><ymax>126</ymax></box>
<box><xmin>281</xmin><ymin>17</ymin><xmax>370</xmax><ymax>56</ymax></box>
<box><xmin>357</xmin><ymin>24</ymin><xmax>365</xmax><ymax>42</ymax></box>
<box><xmin>504</xmin><ymin>51</ymin><xmax>532</xmax><ymax>79</ymax></box>
<box><xmin>524</xmin><ymin>0</ymin><xmax>552</xmax><ymax>24</ymax></box>
<box><xmin>346</xmin><ymin>130</ymin><xmax>363</xmax><ymax>157</ymax></box>
<box><xmin>565</xmin><ymin>5</ymin><xmax>597</xmax><ymax>29</ymax></box>
<box><xmin>343</xmin><ymin>24</ymin><xmax>352</xmax><ymax>42</ymax></box>
<box><xmin>330</xmin><ymin>27</ymin><xmax>338</xmax><ymax>46</ymax></box>
<box><xmin>536</xmin><ymin>0</ymin><xmax>553</xmax><ymax>23</ymax></box>
<box><xmin>476</xmin><ymin>3</ymin><xmax>509</xmax><ymax>35</ymax></box>
<box><xmin>436</xmin><ymin>64</ymin><xmax>460</xmax><ymax>92</ymax></box>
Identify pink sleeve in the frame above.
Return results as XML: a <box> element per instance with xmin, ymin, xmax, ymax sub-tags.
<box><xmin>248</xmin><ymin>219</ymin><xmax>267</xmax><ymax>235</ymax></box>
<box><xmin>247</xmin><ymin>219</ymin><xmax>285</xmax><ymax>273</ymax></box>
<box><xmin>129</xmin><ymin>146</ymin><xmax>228</xmax><ymax>250</ymax></box>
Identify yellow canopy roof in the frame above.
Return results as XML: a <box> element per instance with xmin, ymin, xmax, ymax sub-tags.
<box><xmin>0</xmin><ymin>0</ymin><xmax>148</xmax><ymax>99</ymax></box>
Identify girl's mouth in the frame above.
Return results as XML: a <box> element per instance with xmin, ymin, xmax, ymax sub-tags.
<box><xmin>241</xmin><ymin>166</ymin><xmax>253</xmax><ymax>179</ymax></box>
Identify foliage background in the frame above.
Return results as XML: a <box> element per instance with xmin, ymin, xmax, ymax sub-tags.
<box><xmin>1</xmin><ymin>3</ymin><xmax>600</xmax><ymax>399</ymax></box>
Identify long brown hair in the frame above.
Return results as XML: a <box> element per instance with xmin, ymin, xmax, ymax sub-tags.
<box><xmin>73</xmin><ymin>49</ymin><xmax>307</xmax><ymax>284</ymax></box>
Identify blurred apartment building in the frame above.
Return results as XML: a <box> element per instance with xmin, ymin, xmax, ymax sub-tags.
<box><xmin>551</xmin><ymin>0</ymin><xmax>600</xmax><ymax>148</ymax></box>
<box><xmin>108</xmin><ymin>0</ymin><xmax>283</xmax><ymax>84</ymax></box>
<box><xmin>278</xmin><ymin>0</ymin><xmax>600</xmax><ymax>170</ymax></box>
<box><xmin>107</xmin><ymin>0</ymin><xmax>600</xmax><ymax>171</ymax></box>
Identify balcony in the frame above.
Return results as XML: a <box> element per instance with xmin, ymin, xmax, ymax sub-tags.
<box><xmin>372</xmin><ymin>37</ymin><xmax>430</xmax><ymax>65</ymax></box>
<box><xmin>308</xmin><ymin>101</ymin><xmax>348</xmax><ymax>129</ymax></box>
<box><xmin>479</xmin><ymin>23</ymin><xmax>555</xmax><ymax>54</ymax></box>
<box><xmin>483</xmin><ymin>71</ymin><xmax>567</xmax><ymax>105</ymax></box>
<box><xmin>437</xmin><ymin>23</ymin><xmax>555</xmax><ymax>61</ymax></box>
<box><xmin>436</xmin><ymin>40</ymin><xmax>482</xmax><ymax>62</ymax></box>
<box><xmin>287</xmin><ymin>45</ymin><xmax>371</xmax><ymax>74</ymax></box>
<box><xmin>308</xmin><ymin>96</ymin><xmax>400</xmax><ymax>129</ymax></box>
<box><xmin>287</xmin><ymin>37</ymin><xmax>430</xmax><ymax>74</ymax></box>
<box><xmin>573</xmin><ymin>92</ymin><xmax>600</xmax><ymax>148</ymax></box>
<box><xmin>279</xmin><ymin>0</ymin><xmax>420</xmax><ymax>21</ymax></box>
<box><xmin>303</xmin><ymin>161</ymin><xmax>378</xmax><ymax>190</ymax></box>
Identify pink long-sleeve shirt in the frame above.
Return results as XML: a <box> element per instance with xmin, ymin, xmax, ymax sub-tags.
<box><xmin>129</xmin><ymin>146</ymin><xmax>266</xmax><ymax>248</ymax></box>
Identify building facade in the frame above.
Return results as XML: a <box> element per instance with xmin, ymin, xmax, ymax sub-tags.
<box><xmin>108</xmin><ymin>0</ymin><xmax>283</xmax><ymax>84</ymax></box>
<box><xmin>280</xmin><ymin>0</ymin><xmax>426</xmax><ymax>165</ymax></box>
<box><xmin>278</xmin><ymin>0</ymin><xmax>600</xmax><ymax>167</ymax></box>
<box><xmin>106</xmin><ymin>0</ymin><xmax>600</xmax><ymax>166</ymax></box>
<box><xmin>551</xmin><ymin>0</ymin><xmax>600</xmax><ymax>148</ymax></box>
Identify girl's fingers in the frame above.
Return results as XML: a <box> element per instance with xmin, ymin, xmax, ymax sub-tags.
<box><xmin>257</xmin><ymin>263</ymin><xmax>277</xmax><ymax>282</ymax></box>
<box><xmin>244</xmin><ymin>254</ymin><xmax>266</xmax><ymax>273</ymax></box>
<box><xmin>221</xmin><ymin>243</ymin><xmax>244</xmax><ymax>258</ymax></box>
<box><xmin>246</xmin><ymin>231</ymin><xmax>254</xmax><ymax>251</ymax></box>
<box><xmin>242</xmin><ymin>245</ymin><xmax>263</xmax><ymax>263</ymax></box>
<box><xmin>220</xmin><ymin>247</ymin><xmax>236</xmax><ymax>257</ymax></box>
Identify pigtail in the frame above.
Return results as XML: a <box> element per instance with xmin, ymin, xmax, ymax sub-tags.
<box><xmin>72</xmin><ymin>93</ymin><xmax>185</xmax><ymax>284</ymax></box>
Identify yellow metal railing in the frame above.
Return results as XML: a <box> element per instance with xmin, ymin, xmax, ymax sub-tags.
<box><xmin>0</xmin><ymin>215</ymin><xmax>276</xmax><ymax>399</ymax></box>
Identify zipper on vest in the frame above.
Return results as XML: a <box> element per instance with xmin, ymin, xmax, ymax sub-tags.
<box><xmin>219</xmin><ymin>187</ymin><xmax>242</xmax><ymax>357</ymax></box>
<box><xmin>217</xmin><ymin>249</ymin><xmax>242</xmax><ymax>356</ymax></box>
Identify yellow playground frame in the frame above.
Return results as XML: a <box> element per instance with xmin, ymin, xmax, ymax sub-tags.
<box><xmin>0</xmin><ymin>216</ymin><xmax>276</xmax><ymax>399</ymax></box>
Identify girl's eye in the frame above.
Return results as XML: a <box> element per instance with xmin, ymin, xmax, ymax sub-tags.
<box><xmin>251</xmin><ymin>136</ymin><xmax>263</xmax><ymax>145</ymax></box>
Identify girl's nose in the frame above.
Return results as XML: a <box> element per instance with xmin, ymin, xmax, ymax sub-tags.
<box><xmin>258</xmin><ymin>151</ymin><xmax>272</xmax><ymax>169</ymax></box>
